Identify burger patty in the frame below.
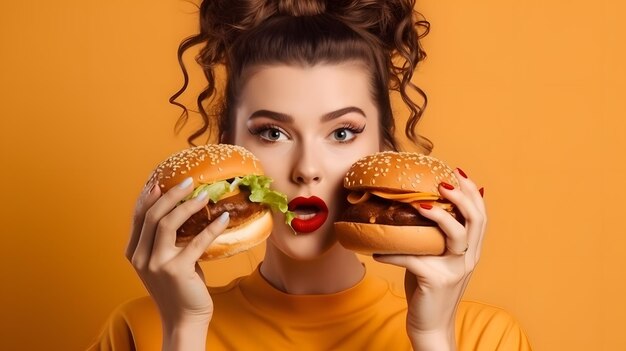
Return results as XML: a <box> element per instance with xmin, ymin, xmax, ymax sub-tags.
<box><xmin>177</xmin><ymin>189</ymin><xmax>265</xmax><ymax>238</ymax></box>
<box><xmin>340</xmin><ymin>196</ymin><xmax>463</xmax><ymax>226</ymax></box>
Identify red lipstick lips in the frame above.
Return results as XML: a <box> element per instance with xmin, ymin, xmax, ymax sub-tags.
<box><xmin>288</xmin><ymin>196</ymin><xmax>329</xmax><ymax>233</ymax></box>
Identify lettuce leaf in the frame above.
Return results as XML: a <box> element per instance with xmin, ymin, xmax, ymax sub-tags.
<box><xmin>238</xmin><ymin>175</ymin><xmax>295</xmax><ymax>229</ymax></box>
<box><xmin>181</xmin><ymin>181</ymin><xmax>229</xmax><ymax>203</ymax></box>
<box><xmin>182</xmin><ymin>175</ymin><xmax>295</xmax><ymax>230</ymax></box>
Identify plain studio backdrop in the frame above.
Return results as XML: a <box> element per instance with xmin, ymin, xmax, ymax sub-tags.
<box><xmin>0</xmin><ymin>1</ymin><xmax>624</xmax><ymax>350</ymax></box>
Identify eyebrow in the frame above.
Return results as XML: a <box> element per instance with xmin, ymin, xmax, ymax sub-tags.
<box><xmin>248</xmin><ymin>106</ymin><xmax>366</xmax><ymax>123</ymax></box>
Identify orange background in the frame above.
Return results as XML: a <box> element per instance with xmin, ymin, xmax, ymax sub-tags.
<box><xmin>1</xmin><ymin>1</ymin><xmax>624</xmax><ymax>350</ymax></box>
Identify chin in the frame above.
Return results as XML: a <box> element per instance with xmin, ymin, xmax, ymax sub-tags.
<box><xmin>267</xmin><ymin>212</ymin><xmax>339</xmax><ymax>261</ymax></box>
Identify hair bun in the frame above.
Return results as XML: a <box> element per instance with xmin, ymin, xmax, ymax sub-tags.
<box><xmin>276</xmin><ymin>0</ymin><xmax>326</xmax><ymax>17</ymax></box>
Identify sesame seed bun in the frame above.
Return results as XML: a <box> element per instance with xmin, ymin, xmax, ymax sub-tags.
<box><xmin>335</xmin><ymin>151</ymin><xmax>461</xmax><ymax>256</ymax></box>
<box><xmin>148</xmin><ymin>144</ymin><xmax>272</xmax><ymax>260</ymax></box>
<box><xmin>148</xmin><ymin>144</ymin><xmax>264</xmax><ymax>190</ymax></box>
<box><xmin>343</xmin><ymin>151</ymin><xmax>459</xmax><ymax>194</ymax></box>
<box><xmin>334</xmin><ymin>222</ymin><xmax>446</xmax><ymax>255</ymax></box>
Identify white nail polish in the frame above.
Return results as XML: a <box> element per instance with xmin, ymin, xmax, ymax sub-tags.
<box><xmin>178</xmin><ymin>177</ymin><xmax>193</xmax><ymax>188</ymax></box>
<box><xmin>195</xmin><ymin>190</ymin><xmax>208</xmax><ymax>202</ymax></box>
<box><xmin>217</xmin><ymin>212</ymin><xmax>230</xmax><ymax>223</ymax></box>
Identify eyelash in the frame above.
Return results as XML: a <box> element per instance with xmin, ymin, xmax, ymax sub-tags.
<box><xmin>247</xmin><ymin>122</ymin><xmax>366</xmax><ymax>144</ymax></box>
<box><xmin>247</xmin><ymin>123</ymin><xmax>284</xmax><ymax>144</ymax></box>
<box><xmin>335</xmin><ymin>123</ymin><xmax>366</xmax><ymax>143</ymax></box>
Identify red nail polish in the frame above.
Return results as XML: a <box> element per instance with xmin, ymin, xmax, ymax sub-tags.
<box><xmin>419</xmin><ymin>203</ymin><xmax>433</xmax><ymax>210</ymax></box>
<box><xmin>479</xmin><ymin>187</ymin><xmax>484</xmax><ymax>197</ymax></box>
<box><xmin>440</xmin><ymin>182</ymin><xmax>455</xmax><ymax>190</ymax></box>
<box><xmin>457</xmin><ymin>168</ymin><xmax>468</xmax><ymax>179</ymax></box>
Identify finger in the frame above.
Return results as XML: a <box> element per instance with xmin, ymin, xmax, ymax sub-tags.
<box><xmin>374</xmin><ymin>254</ymin><xmax>465</xmax><ymax>287</ymax></box>
<box><xmin>437</xmin><ymin>182</ymin><xmax>484</xmax><ymax>255</ymax></box>
<box><xmin>132</xmin><ymin>177</ymin><xmax>195</xmax><ymax>268</ymax></box>
<box><xmin>451</xmin><ymin>168</ymin><xmax>488</xmax><ymax>257</ymax></box>
<box><xmin>373</xmin><ymin>254</ymin><xmax>452</xmax><ymax>282</ymax></box>
<box><xmin>151</xmin><ymin>190</ymin><xmax>211</xmax><ymax>260</ymax></box>
<box><xmin>416</xmin><ymin>204</ymin><xmax>466</xmax><ymax>254</ymax></box>
<box><xmin>453</xmin><ymin>168</ymin><xmax>485</xmax><ymax>213</ymax></box>
<box><xmin>439</xmin><ymin>181</ymin><xmax>481</xmax><ymax>228</ymax></box>
<box><xmin>373</xmin><ymin>254</ymin><xmax>422</xmax><ymax>270</ymax></box>
<box><xmin>125</xmin><ymin>182</ymin><xmax>160</xmax><ymax>261</ymax></box>
<box><xmin>178</xmin><ymin>212</ymin><xmax>230</xmax><ymax>265</ymax></box>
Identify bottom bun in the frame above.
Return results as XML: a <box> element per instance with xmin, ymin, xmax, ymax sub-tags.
<box><xmin>177</xmin><ymin>210</ymin><xmax>273</xmax><ymax>261</ymax></box>
<box><xmin>334</xmin><ymin>221</ymin><xmax>445</xmax><ymax>256</ymax></box>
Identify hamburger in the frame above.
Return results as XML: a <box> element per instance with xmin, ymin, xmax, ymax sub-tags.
<box><xmin>147</xmin><ymin>144</ymin><xmax>294</xmax><ymax>260</ymax></box>
<box><xmin>334</xmin><ymin>151</ymin><xmax>465</xmax><ymax>256</ymax></box>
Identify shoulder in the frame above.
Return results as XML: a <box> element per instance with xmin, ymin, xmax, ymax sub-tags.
<box><xmin>207</xmin><ymin>275</ymin><xmax>245</xmax><ymax>295</ymax></box>
<box><xmin>86</xmin><ymin>296</ymin><xmax>162</xmax><ymax>351</ymax></box>
<box><xmin>456</xmin><ymin>300</ymin><xmax>533</xmax><ymax>351</ymax></box>
<box><xmin>458</xmin><ymin>300</ymin><xmax>517</xmax><ymax>322</ymax></box>
<box><xmin>110</xmin><ymin>295</ymin><xmax>160</xmax><ymax>325</ymax></box>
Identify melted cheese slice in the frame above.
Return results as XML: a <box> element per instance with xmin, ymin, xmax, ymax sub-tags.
<box><xmin>347</xmin><ymin>190</ymin><xmax>454</xmax><ymax>212</ymax></box>
<box><xmin>347</xmin><ymin>191</ymin><xmax>371</xmax><ymax>204</ymax></box>
<box><xmin>347</xmin><ymin>190</ymin><xmax>440</xmax><ymax>204</ymax></box>
<box><xmin>369</xmin><ymin>190</ymin><xmax>440</xmax><ymax>203</ymax></box>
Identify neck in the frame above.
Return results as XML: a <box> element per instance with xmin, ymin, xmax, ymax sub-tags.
<box><xmin>260</xmin><ymin>242</ymin><xmax>365</xmax><ymax>295</ymax></box>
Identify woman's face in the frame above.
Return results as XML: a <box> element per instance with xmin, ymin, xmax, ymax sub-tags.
<box><xmin>232</xmin><ymin>63</ymin><xmax>382</xmax><ymax>260</ymax></box>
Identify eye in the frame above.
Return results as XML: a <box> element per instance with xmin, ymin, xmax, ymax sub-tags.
<box><xmin>333</xmin><ymin>129</ymin><xmax>355</xmax><ymax>141</ymax></box>
<box><xmin>261</xmin><ymin>128</ymin><xmax>286</xmax><ymax>141</ymax></box>
<box><xmin>248</xmin><ymin>124</ymin><xmax>289</xmax><ymax>143</ymax></box>
<box><xmin>330</xmin><ymin>123</ymin><xmax>365</xmax><ymax>143</ymax></box>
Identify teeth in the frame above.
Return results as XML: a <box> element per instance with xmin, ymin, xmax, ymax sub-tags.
<box><xmin>295</xmin><ymin>213</ymin><xmax>317</xmax><ymax>220</ymax></box>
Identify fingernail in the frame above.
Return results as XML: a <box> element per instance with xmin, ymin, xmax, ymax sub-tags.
<box><xmin>440</xmin><ymin>182</ymin><xmax>455</xmax><ymax>190</ymax></box>
<box><xmin>479</xmin><ymin>187</ymin><xmax>484</xmax><ymax>197</ymax></box>
<box><xmin>217</xmin><ymin>211</ymin><xmax>230</xmax><ymax>224</ymax></box>
<box><xmin>148</xmin><ymin>183</ymin><xmax>157</xmax><ymax>194</ymax></box>
<box><xmin>144</xmin><ymin>175</ymin><xmax>155</xmax><ymax>188</ymax></box>
<box><xmin>177</xmin><ymin>177</ymin><xmax>193</xmax><ymax>188</ymax></box>
<box><xmin>195</xmin><ymin>190</ymin><xmax>208</xmax><ymax>202</ymax></box>
<box><xmin>419</xmin><ymin>203</ymin><xmax>433</xmax><ymax>210</ymax></box>
<box><xmin>456</xmin><ymin>167</ymin><xmax>468</xmax><ymax>179</ymax></box>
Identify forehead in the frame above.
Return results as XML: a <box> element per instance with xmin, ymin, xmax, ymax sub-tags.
<box><xmin>237</xmin><ymin>63</ymin><xmax>374</xmax><ymax>115</ymax></box>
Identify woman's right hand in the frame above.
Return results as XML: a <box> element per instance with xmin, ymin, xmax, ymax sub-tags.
<box><xmin>125</xmin><ymin>177</ymin><xmax>230</xmax><ymax>349</ymax></box>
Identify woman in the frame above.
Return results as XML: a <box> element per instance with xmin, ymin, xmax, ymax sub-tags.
<box><xmin>89</xmin><ymin>1</ymin><xmax>531</xmax><ymax>350</ymax></box>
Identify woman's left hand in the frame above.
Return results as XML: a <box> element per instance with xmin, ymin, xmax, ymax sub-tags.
<box><xmin>373</xmin><ymin>168</ymin><xmax>486</xmax><ymax>350</ymax></box>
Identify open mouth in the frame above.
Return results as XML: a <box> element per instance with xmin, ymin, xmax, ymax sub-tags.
<box><xmin>288</xmin><ymin>196</ymin><xmax>329</xmax><ymax>233</ymax></box>
<box><xmin>292</xmin><ymin>205</ymin><xmax>320</xmax><ymax>220</ymax></box>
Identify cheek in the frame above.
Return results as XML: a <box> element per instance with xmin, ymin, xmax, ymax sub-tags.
<box><xmin>330</xmin><ymin>127</ymin><xmax>382</xmax><ymax>162</ymax></box>
<box><xmin>237</xmin><ymin>142</ymin><xmax>295</xmax><ymax>191</ymax></box>
<box><xmin>261</xmin><ymin>155</ymin><xmax>290</xmax><ymax>182</ymax></box>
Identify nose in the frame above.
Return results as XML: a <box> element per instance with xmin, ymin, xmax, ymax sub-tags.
<box><xmin>291</xmin><ymin>146</ymin><xmax>322</xmax><ymax>185</ymax></box>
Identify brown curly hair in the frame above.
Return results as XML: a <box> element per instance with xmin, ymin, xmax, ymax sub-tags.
<box><xmin>170</xmin><ymin>0</ymin><xmax>433</xmax><ymax>154</ymax></box>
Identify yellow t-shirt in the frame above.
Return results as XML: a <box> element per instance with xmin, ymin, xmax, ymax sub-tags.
<box><xmin>87</xmin><ymin>266</ymin><xmax>532</xmax><ymax>350</ymax></box>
